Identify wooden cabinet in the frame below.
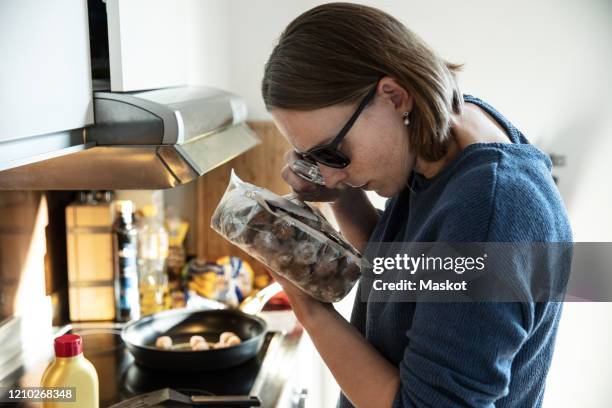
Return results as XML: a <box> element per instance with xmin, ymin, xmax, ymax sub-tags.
<box><xmin>66</xmin><ymin>203</ymin><xmax>116</xmax><ymax>321</ymax></box>
<box><xmin>105</xmin><ymin>0</ymin><xmax>189</xmax><ymax>92</ymax></box>
<box><xmin>0</xmin><ymin>0</ymin><xmax>93</xmax><ymax>141</ymax></box>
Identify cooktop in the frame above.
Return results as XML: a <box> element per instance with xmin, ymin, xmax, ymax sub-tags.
<box><xmin>2</xmin><ymin>324</ymin><xmax>280</xmax><ymax>407</ymax></box>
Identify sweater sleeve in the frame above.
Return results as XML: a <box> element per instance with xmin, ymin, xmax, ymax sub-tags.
<box><xmin>391</xmin><ymin>302</ymin><xmax>531</xmax><ymax>408</ymax></box>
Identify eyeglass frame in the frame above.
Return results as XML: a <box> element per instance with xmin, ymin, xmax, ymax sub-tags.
<box><xmin>295</xmin><ymin>80</ymin><xmax>380</xmax><ymax>169</ymax></box>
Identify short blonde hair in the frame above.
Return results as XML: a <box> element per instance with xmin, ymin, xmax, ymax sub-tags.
<box><xmin>262</xmin><ymin>2</ymin><xmax>464</xmax><ymax>161</ymax></box>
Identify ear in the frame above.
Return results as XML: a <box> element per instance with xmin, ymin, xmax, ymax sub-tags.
<box><xmin>377</xmin><ymin>76</ymin><xmax>413</xmax><ymax>113</ymax></box>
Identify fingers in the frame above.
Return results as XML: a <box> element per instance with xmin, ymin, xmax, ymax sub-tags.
<box><xmin>281</xmin><ymin>164</ymin><xmax>316</xmax><ymax>193</ymax></box>
<box><xmin>280</xmin><ymin>149</ymin><xmax>341</xmax><ymax>202</ymax></box>
<box><xmin>266</xmin><ymin>268</ymin><xmax>293</xmax><ymax>291</ymax></box>
<box><xmin>280</xmin><ymin>164</ymin><xmax>342</xmax><ymax>202</ymax></box>
<box><xmin>283</xmin><ymin>150</ymin><xmax>301</xmax><ymax>165</ymax></box>
<box><xmin>266</xmin><ymin>267</ymin><xmax>283</xmax><ymax>282</ymax></box>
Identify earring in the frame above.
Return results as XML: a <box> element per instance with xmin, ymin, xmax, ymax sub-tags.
<box><xmin>403</xmin><ymin>111</ymin><xmax>410</xmax><ymax>126</ymax></box>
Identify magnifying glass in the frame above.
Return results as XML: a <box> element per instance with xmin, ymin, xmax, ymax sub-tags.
<box><xmin>290</xmin><ymin>159</ymin><xmax>325</xmax><ymax>186</ymax></box>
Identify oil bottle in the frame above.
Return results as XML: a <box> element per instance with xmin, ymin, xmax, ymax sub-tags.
<box><xmin>40</xmin><ymin>334</ymin><xmax>98</xmax><ymax>407</ymax></box>
<box><xmin>137</xmin><ymin>204</ymin><xmax>170</xmax><ymax>315</ymax></box>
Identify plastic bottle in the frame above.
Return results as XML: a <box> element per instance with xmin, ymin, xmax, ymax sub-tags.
<box><xmin>113</xmin><ymin>200</ymin><xmax>140</xmax><ymax>321</ymax></box>
<box><xmin>137</xmin><ymin>204</ymin><xmax>170</xmax><ymax>315</ymax></box>
<box><xmin>41</xmin><ymin>334</ymin><xmax>99</xmax><ymax>408</ymax></box>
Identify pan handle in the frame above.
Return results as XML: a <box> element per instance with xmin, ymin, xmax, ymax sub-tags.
<box><xmin>190</xmin><ymin>395</ymin><xmax>261</xmax><ymax>406</ymax></box>
<box><xmin>240</xmin><ymin>282</ymin><xmax>282</xmax><ymax>315</ymax></box>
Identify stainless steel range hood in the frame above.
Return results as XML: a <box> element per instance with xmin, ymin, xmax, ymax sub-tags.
<box><xmin>0</xmin><ymin>86</ymin><xmax>260</xmax><ymax>189</ymax></box>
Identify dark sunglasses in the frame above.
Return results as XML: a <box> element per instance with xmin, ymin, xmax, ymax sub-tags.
<box><xmin>296</xmin><ymin>81</ymin><xmax>379</xmax><ymax>169</ymax></box>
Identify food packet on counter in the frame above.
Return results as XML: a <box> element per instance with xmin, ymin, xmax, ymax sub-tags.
<box><xmin>210</xmin><ymin>170</ymin><xmax>362</xmax><ymax>302</ymax></box>
<box><xmin>185</xmin><ymin>257</ymin><xmax>254</xmax><ymax>305</ymax></box>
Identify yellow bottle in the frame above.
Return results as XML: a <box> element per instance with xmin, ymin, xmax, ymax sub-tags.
<box><xmin>41</xmin><ymin>334</ymin><xmax>99</xmax><ymax>408</ymax></box>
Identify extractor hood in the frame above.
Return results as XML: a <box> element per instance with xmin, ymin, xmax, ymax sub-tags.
<box><xmin>0</xmin><ymin>86</ymin><xmax>260</xmax><ymax>189</ymax></box>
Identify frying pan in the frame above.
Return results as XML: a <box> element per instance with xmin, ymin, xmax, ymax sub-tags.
<box><xmin>121</xmin><ymin>283</ymin><xmax>281</xmax><ymax>372</ymax></box>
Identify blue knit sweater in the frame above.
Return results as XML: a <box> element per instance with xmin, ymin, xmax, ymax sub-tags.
<box><xmin>338</xmin><ymin>95</ymin><xmax>572</xmax><ymax>408</ymax></box>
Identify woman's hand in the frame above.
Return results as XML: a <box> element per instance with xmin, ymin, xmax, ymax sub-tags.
<box><xmin>281</xmin><ymin>151</ymin><xmax>349</xmax><ymax>202</ymax></box>
<box><xmin>266</xmin><ymin>268</ymin><xmax>333</xmax><ymax>324</ymax></box>
<box><xmin>281</xmin><ymin>150</ymin><xmax>379</xmax><ymax>253</ymax></box>
<box><xmin>268</xmin><ymin>267</ymin><xmax>400</xmax><ymax>408</ymax></box>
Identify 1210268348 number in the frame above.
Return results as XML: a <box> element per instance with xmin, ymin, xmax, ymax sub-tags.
<box><xmin>0</xmin><ymin>387</ymin><xmax>75</xmax><ymax>402</ymax></box>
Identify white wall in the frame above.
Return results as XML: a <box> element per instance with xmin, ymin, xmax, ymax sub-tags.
<box><xmin>225</xmin><ymin>0</ymin><xmax>612</xmax><ymax>143</ymax></box>
<box><xmin>186</xmin><ymin>1</ymin><xmax>612</xmax><ymax>406</ymax></box>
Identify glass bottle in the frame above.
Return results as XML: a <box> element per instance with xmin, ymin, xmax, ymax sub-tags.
<box><xmin>137</xmin><ymin>204</ymin><xmax>169</xmax><ymax>316</ymax></box>
<box><xmin>112</xmin><ymin>200</ymin><xmax>139</xmax><ymax>322</ymax></box>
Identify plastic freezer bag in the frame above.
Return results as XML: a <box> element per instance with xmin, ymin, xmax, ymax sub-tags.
<box><xmin>211</xmin><ymin>170</ymin><xmax>361</xmax><ymax>302</ymax></box>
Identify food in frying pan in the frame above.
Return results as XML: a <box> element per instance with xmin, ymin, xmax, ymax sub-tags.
<box><xmin>211</xmin><ymin>170</ymin><xmax>362</xmax><ymax>303</ymax></box>
<box><xmin>192</xmin><ymin>341</ymin><xmax>210</xmax><ymax>351</ymax></box>
<box><xmin>154</xmin><ymin>333</ymin><xmax>243</xmax><ymax>351</ymax></box>
<box><xmin>219</xmin><ymin>331</ymin><xmax>238</xmax><ymax>344</ymax></box>
<box><xmin>214</xmin><ymin>331</ymin><xmax>242</xmax><ymax>349</ymax></box>
<box><xmin>155</xmin><ymin>336</ymin><xmax>173</xmax><ymax>350</ymax></box>
<box><xmin>189</xmin><ymin>335</ymin><xmax>206</xmax><ymax>349</ymax></box>
<box><xmin>224</xmin><ymin>335</ymin><xmax>241</xmax><ymax>347</ymax></box>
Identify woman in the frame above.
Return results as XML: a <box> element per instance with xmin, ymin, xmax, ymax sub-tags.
<box><xmin>261</xmin><ymin>3</ymin><xmax>571</xmax><ymax>408</ymax></box>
